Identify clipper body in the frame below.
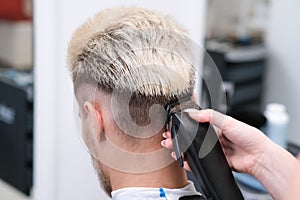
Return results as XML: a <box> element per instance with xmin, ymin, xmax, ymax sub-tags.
<box><xmin>165</xmin><ymin>98</ymin><xmax>244</xmax><ymax>200</ymax></box>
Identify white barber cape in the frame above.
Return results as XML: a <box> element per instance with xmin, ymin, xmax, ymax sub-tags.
<box><xmin>111</xmin><ymin>181</ymin><xmax>201</xmax><ymax>200</ymax></box>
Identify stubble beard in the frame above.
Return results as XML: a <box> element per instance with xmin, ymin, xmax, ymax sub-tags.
<box><xmin>92</xmin><ymin>157</ymin><xmax>112</xmax><ymax>197</ymax></box>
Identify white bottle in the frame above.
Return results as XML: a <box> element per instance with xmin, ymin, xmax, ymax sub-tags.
<box><xmin>264</xmin><ymin>103</ymin><xmax>289</xmax><ymax>149</ymax></box>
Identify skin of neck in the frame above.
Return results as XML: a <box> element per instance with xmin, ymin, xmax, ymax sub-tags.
<box><xmin>102</xmin><ymin>127</ymin><xmax>189</xmax><ymax>191</ymax></box>
<box><xmin>107</xmin><ymin>160</ymin><xmax>188</xmax><ymax>191</ymax></box>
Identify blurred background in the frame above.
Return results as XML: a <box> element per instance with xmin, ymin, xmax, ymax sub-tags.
<box><xmin>0</xmin><ymin>0</ymin><xmax>299</xmax><ymax>199</ymax></box>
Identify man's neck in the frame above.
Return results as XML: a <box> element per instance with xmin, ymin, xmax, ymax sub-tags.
<box><xmin>109</xmin><ymin>161</ymin><xmax>188</xmax><ymax>191</ymax></box>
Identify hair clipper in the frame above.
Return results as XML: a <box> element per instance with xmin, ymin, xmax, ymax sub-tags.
<box><xmin>165</xmin><ymin>96</ymin><xmax>244</xmax><ymax>200</ymax></box>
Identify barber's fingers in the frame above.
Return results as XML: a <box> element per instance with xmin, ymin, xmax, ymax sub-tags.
<box><xmin>187</xmin><ymin>109</ymin><xmax>228</xmax><ymax>131</ymax></box>
<box><xmin>161</xmin><ymin>135</ymin><xmax>191</xmax><ymax>171</ymax></box>
<box><xmin>171</xmin><ymin>151</ymin><xmax>191</xmax><ymax>171</ymax></box>
<box><xmin>161</xmin><ymin>131</ymin><xmax>173</xmax><ymax>149</ymax></box>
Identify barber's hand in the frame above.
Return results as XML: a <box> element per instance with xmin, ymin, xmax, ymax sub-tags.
<box><xmin>161</xmin><ymin>130</ymin><xmax>191</xmax><ymax>171</ymax></box>
<box><xmin>161</xmin><ymin>109</ymin><xmax>272</xmax><ymax>175</ymax></box>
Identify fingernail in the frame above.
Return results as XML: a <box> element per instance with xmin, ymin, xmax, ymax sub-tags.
<box><xmin>188</xmin><ymin>112</ymin><xmax>199</xmax><ymax>117</ymax></box>
<box><xmin>162</xmin><ymin>132</ymin><xmax>167</xmax><ymax>139</ymax></box>
<box><xmin>171</xmin><ymin>151</ymin><xmax>176</xmax><ymax>159</ymax></box>
<box><xmin>189</xmin><ymin>110</ymin><xmax>204</xmax><ymax>118</ymax></box>
<box><xmin>183</xmin><ymin>108</ymin><xmax>198</xmax><ymax>113</ymax></box>
<box><xmin>161</xmin><ymin>140</ymin><xmax>165</xmax><ymax>147</ymax></box>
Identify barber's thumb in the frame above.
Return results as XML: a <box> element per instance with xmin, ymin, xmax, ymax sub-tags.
<box><xmin>185</xmin><ymin>109</ymin><xmax>209</xmax><ymax>122</ymax></box>
<box><xmin>186</xmin><ymin>109</ymin><xmax>226</xmax><ymax>130</ymax></box>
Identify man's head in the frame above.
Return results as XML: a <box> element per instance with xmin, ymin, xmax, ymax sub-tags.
<box><xmin>67</xmin><ymin>6</ymin><xmax>195</xmax><ymax>195</ymax></box>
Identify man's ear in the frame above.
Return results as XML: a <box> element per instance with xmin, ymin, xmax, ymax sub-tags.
<box><xmin>83</xmin><ymin>101</ymin><xmax>105</xmax><ymax>141</ymax></box>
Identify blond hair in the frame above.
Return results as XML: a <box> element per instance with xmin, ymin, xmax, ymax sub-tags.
<box><xmin>67</xmin><ymin>6</ymin><xmax>195</xmax><ymax>99</ymax></box>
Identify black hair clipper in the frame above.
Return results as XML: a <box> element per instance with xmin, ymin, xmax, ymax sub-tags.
<box><xmin>165</xmin><ymin>96</ymin><xmax>244</xmax><ymax>200</ymax></box>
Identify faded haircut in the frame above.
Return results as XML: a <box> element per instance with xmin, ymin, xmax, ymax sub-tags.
<box><xmin>67</xmin><ymin>6</ymin><xmax>195</xmax><ymax>132</ymax></box>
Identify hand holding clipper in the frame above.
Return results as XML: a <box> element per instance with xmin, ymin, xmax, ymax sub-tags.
<box><xmin>165</xmin><ymin>97</ymin><xmax>244</xmax><ymax>200</ymax></box>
